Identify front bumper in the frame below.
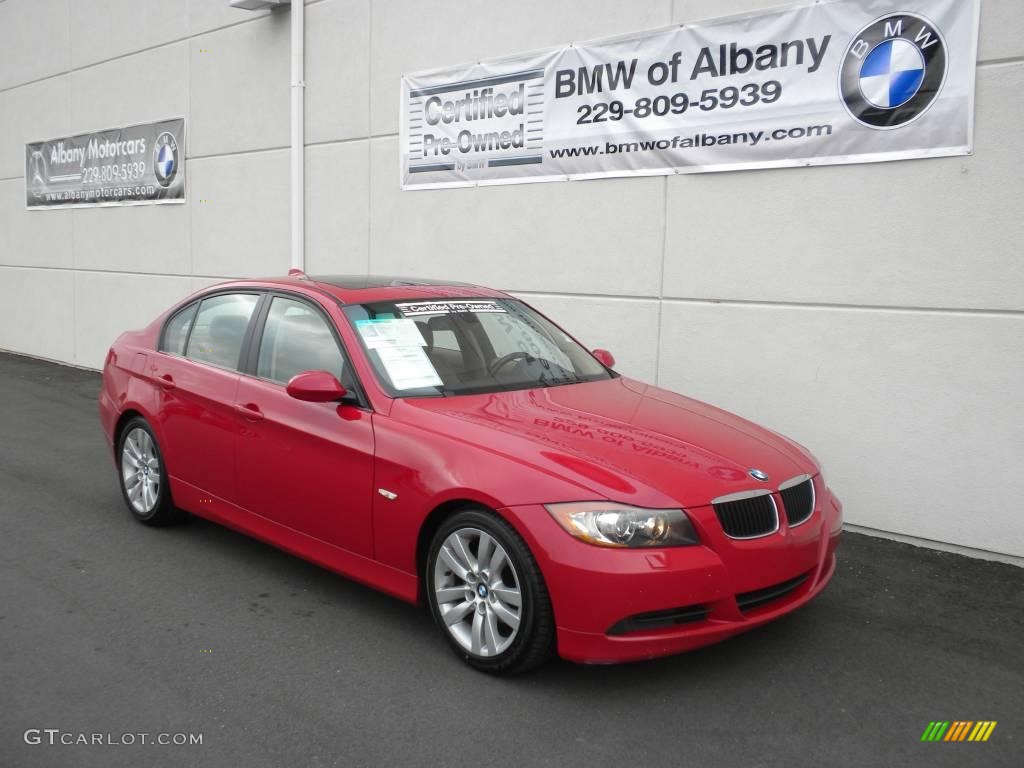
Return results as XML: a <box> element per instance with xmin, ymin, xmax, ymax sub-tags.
<box><xmin>501</xmin><ymin>481</ymin><xmax>842</xmax><ymax>664</ymax></box>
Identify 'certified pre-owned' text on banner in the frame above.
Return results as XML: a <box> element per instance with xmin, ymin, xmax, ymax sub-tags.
<box><xmin>399</xmin><ymin>0</ymin><xmax>978</xmax><ymax>189</ymax></box>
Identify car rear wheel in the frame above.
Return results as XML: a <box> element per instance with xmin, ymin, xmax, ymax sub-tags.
<box><xmin>426</xmin><ymin>508</ymin><xmax>554</xmax><ymax>674</ymax></box>
<box><xmin>117</xmin><ymin>418</ymin><xmax>185</xmax><ymax>526</ymax></box>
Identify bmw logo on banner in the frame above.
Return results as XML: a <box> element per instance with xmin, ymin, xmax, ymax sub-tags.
<box><xmin>840</xmin><ymin>14</ymin><xmax>948</xmax><ymax>130</ymax></box>
<box><xmin>153</xmin><ymin>131</ymin><xmax>179</xmax><ymax>187</ymax></box>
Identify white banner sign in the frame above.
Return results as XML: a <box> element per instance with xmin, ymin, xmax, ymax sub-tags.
<box><xmin>400</xmin><ymin>0</ymin><xmax>978</xmax><ymax>189</ymax></box>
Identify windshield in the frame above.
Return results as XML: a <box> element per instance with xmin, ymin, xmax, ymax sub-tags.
<box><xmin>343</xmin><ymin>298</ymin><xmax>613</xmax><ymax>397</ymax></box>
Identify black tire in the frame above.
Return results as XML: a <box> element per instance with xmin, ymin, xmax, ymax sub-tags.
<box><xmin>116</xmin><ymin>417</ymin><xmax>185</xmax><ymax>526</ymax></box>
<box><xmin>426</xmin><ymin>507</ymin><xmax>555</xmax><ymax>675</ymax></box>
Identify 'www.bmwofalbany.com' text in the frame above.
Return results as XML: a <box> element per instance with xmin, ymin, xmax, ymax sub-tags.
<box><xmin>549</xmin><ymin>123</ymin><xmax>834</xmax><ymax>159</ymax></box>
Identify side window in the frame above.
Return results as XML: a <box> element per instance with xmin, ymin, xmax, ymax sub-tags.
<box><xmin>185</xmin><ymin>293</ymin><xmax>259</xmax><ymax>371</ymax></box>
<box><xmin>256</xmin><ymin>296</ymin><xmax>345</xmax><ymax>385</ymax></box>
<box><xmin>161</xmin><ymin>302</ymin><xmax>197</xmax><ymax>355</ymax></box>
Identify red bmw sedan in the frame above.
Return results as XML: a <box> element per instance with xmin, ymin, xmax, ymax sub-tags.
<box><xmin>99</xmin><ymin>274</ymin><xmax>841</xmax><ymax>674</ymax></box>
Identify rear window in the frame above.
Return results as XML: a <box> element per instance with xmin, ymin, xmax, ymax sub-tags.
<box><xmin>185</xmin><ymin>293</ymin><xmax>259</xmax><ymax>371</ymax></box>
<box><xmin>160</xmin><ymin>302</ymin><xmax>198</xmax><ymax>356</ymax></box>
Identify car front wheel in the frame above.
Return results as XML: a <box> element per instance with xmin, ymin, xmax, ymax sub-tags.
<box><xmin>426</xmin><ymin>508</ymin><xmax>555</xmax><ymax>675</ymax></box>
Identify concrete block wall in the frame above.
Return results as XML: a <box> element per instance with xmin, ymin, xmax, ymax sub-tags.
<box><xmin>0</xmin><ymin>0</ymin><xmax>1021</xmax><ymax>558</ymax></box>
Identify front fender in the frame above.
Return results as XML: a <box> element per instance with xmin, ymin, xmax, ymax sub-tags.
<box><xmin>369</xmin><ymin>414</ymin><xmax>600</xmax><ymax>575</ymax></box>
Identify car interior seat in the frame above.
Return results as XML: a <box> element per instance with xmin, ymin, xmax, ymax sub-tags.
<box><xmin>208</xmin><ymin>314</ymin><xmax>250</xmax><ymax>369</ymax></box>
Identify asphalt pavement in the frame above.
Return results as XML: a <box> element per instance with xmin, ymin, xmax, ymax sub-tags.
<box><xmin>0</xmin><ymin>350</ymin><xmax>1020</xmax><ymax>768</ymax></box>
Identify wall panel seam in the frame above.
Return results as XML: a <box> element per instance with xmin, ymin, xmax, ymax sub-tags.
<box><xmin>0</xmin><ymin>269</ymin><xmax>1019</xmax><ymax>320</ymax></box>
<box><xmin>0</xmin><ymin>0</ymin><xmax>335</xmax><ymax>96</ymax></box>
<box><xmin>0</xmin><ymin>265</ymin><xmax>232</xmax><ymax>282</ymax></box>
<box><xmin>4</xmin><ymin>39</ymin><xmax>188</xmax><ymax>96</ymax></box>
<box><xmin>188</xmin><ymin>134</ymin><xmax>393</xmax><ymax>162</ymax></box>
<box><xmin>977</xmin><ymin>56</ymin><xmax>1024</xmax><ymax>69</ymax></box>
<box><xmin>0</xmin><ymin>270</ymin><xmax>1020</xmax><ymax>319</ymax></box>
<box><xmin>1</xmin><ymin>25</ymin><xmax>258</xmax><ymax>96</ymax></box>
<box><xmin>513</xmin><ymin>290</ymin><xmax>1024</xmax><ymax>317</ymax></box>
<box><xmin>4</xmin><ymin>20</ymin><xmax>1020</xmax><ymax>96</ymax></box>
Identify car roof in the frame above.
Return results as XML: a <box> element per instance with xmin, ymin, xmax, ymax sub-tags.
<box><xmin>210</xmin><ymin>274</ymin><xmax>512</xmax><ymax>305</ymax></box>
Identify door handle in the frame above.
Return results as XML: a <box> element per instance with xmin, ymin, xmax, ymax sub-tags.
<box><xmin>234</xmin><ymin>403</ymin><xmax>264</xmax><ymax>421</ymax></box>
<box><xmin>158</xmin><ymin>374</ymin><xmax>176</xmax><ymax>390</ymax></box>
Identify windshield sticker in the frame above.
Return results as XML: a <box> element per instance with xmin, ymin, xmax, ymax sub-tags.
<box><xmin>396</xmin><ymin>300</ymin><xmax>506</xmax><ymax>316</ymax></box>
<box><xmin>375</xmin><ymin>345</ymin><xmax>443</xmax><ymax>390</ymax></box>
<box><xmin>355</xmin><ymin>318</ymin><xmax>427</xmax><ymax>350</ymax></box>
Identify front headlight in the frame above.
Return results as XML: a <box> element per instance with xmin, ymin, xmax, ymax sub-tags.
<box><xmin>544</xmin><ymin>502</ymin><xmax>699</xmax><ymax>548</ymax></box>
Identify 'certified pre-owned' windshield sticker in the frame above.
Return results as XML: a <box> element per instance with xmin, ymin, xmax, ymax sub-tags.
<box><xmin>396</xmin><ymin>300</ymin><xmax>506</xmax><ymax>316</ymax></box>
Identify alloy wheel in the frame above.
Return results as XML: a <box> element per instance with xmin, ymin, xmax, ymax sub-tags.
<box><xmin>433</xmin><ymin>527</ymin><xmax>523</xmax><ymax>657</ymax></box>
<box><xmin>121</xmin><ymin>427</ymin><xmax>161</xmax><ymax>514</ymax></box>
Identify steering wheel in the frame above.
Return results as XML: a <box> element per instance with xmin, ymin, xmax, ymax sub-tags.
<box><xmin>488</xmin><ymin>351</ymin><xmax>533</xmax><ymax>377</ymax></box>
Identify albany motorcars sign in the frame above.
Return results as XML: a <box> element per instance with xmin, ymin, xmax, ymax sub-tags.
<box><xmin>26</xmin><ymin>118</ymin><xmax>185</xmax><ymax>209</ymax></box>
<box><xmin>399</xmin><ymin>0</ymin><xmax>978</xmax><ymax>189</ymax></box>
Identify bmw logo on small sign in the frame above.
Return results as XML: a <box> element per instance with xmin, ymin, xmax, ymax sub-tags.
<box><xmin>839</xmin><ymin>13</ymin><xmax>947</xmax><ymax>130</ymax></box>
<box><xmin>153</xmin><ymin>131</ymin><xmax>179</xmax><ymax>187</ymax></box>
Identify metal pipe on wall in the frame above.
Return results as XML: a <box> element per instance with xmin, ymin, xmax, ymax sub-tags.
<box><xmin>290</xmin><ymin>0</ymin><xmax>305</xmax><ymax>271</ymax></box>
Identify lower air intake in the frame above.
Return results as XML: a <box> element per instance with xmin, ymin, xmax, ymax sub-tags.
<box><xmin>736</xmin><ymin>573</ymin><xmax>809</xmax><ymax>612</ymax></box>
<box><xmin>607</xmin><ymin>604</ymin><xmax>707</xmax><ymax>636</ymax></box>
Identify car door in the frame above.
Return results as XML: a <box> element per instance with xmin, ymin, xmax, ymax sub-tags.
<box><xmin>150</xmin><ymin>291</ymin><xmax>261</xmax><ymax>502</ymax></box>
<box><xmin>233</xmin><ymin>293</ymin><xmax>376</xmax><ymax>557</ymax></box>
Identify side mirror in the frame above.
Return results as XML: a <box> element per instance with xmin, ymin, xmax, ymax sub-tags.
<box><xmin>592</xmin><ymin>348</ymin><xmax>616</xmax><ymax>368</ymax></box>
<box><xmin>286</xmin><ymin>370</ymin><xmax>347</xmax><ymax>403</ymax></box>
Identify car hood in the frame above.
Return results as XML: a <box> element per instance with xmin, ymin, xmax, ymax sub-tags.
<box><xmin>395</xmin><ymin>377</ymin><xmax>817</xmax><ymax>508</ymax></box>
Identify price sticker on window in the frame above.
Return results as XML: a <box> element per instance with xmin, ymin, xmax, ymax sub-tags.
<box><xmin>355</xmin><ymin>318</ymin><xmax>427</xmax><ymax>349</ymax></box>
<box><xmin>375</xmin><ymin>345</ymin><xmax>443</xmax><ymax>390</ymax></box>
